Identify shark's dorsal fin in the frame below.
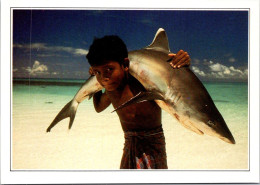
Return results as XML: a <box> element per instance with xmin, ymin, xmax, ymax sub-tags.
<box><xmin>146</xmin><ymin>28</ymin><xmax>170</xmax><ymax>53</ymax></box>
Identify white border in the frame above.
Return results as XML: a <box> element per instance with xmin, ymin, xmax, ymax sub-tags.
<box><xmin>1</xmin><ymin>0</ymin><xmax>259</xmax><ymax>184</ymax></box>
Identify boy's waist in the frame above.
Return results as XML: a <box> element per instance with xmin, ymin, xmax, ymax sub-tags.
<box><xmin>124</xmin><ymin>126</ymin><xmax>164</xmax><ymax>138</ymax></box>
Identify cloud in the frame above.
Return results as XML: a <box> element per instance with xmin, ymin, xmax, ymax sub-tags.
<box><xmin>74</xmin><ymin>48</ymin><xmax>89</xmax><ymax>56</ymax></box>
<box><xmin>191</xmin><ymin>60</ymin><xmax>248</xmax><ymax>81</ymax></box>
<box><xmin>36</xmin><ymin>54</ymin><xmax>64</xmax><ymax>57</ymax></box>
<box><xmin>191</xmin><ymin>66</ymin><xmax>206</xmax><ymax>77</ymax></box>
<box><xmin>52</xmin><ymin>72</ymin><xmax>59</xmax><ymax>75</ymax></box>
<box><xmin>13</xmin><ymin>43</ymin><xmax>88</xmax><ymax>56</ymax></box>
<box><xmin>229</xmin><ymin>57</ymin><xmax>236</xmax><ymax>63</ymax></box>
<box><xmin>26</xmin><ymin>60</ymin><xmax>49</xmax><ymax>76</ymax></box>
<box><xmin>209</xmin><ymin>62</ymin><xmax>246</xmax><ymax>79</ymax></box>
<box><xmin>13</xmin><ymin>43</ymin><xmax>46</xmax><ymax>50</ymax></box>
<box><xmin>193</xmin><ymin>58</ymin><xmax>200</xmax><ymax>65</ymax></box>
<box><xmin>209</xmin><ymin>63</ymin><xmax>226</xmax><ymax>72</ymax></box>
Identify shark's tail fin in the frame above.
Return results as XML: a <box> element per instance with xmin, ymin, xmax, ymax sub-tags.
<box><xmin>46</xmin><ymin>100</ymin><xmax>79</xmax><ymax>132</ymax></box>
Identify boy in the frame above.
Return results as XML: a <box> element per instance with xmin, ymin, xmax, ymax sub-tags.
<box><xmin>86</xmin><ymin>35</ymin><xmax>190</xmax><ymax>169</ymax></box>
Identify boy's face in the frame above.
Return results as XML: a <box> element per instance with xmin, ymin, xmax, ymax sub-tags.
<box><xmin>91</xmin><ymin>59</ymin><xmax>129</xmax><ymax>92</ymax></box>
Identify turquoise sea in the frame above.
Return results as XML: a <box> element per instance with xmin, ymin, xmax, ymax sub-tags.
<box><xmin>12</xmin><ymin>78</ymin><xmax>248</xmax><ymax>122</ymax></box>
<box><xmin>12</xmin><ymin>78</ymin><xmax>249</xmax><ymax>169</ymax></box>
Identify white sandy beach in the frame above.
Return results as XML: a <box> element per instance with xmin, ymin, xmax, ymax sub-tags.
<box><xmin>12</xmin><ymin>98</ymin><xmax>248</xmax><ymax>170</ymax></box>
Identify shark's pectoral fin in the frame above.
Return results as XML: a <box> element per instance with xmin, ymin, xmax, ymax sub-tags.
<box><xmin>180</xmin><ymin>119</ymin><xmax>204</xmax><ymax>135</ymax></box>
<box><xmin>184</xmin><ymin>122</ymin><xmax>204</xmax><ymax>135</ymax></box>
<box><xmin>46</xmin><ymin>100</ymin><xmax>79</xmax><ymax>132</ymax></box>
<box><xmin>112</xmin><ymin>91</ymin><xmax>164</xmax><ymax>113</ymax></box>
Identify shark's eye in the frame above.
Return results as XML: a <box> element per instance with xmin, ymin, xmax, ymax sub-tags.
<box><xmin>207</xmin><ymin>120</ymin><xmax>215</xmax><ymax>127</ymax></box>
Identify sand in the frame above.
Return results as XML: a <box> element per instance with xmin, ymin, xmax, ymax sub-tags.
<box><xmin>12</xmin><ymin>101</ymin><xmax>248</xmax><ymax>170</ymax></box>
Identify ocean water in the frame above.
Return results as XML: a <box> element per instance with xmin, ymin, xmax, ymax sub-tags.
<box><xmin>12</xmin><ymin>78</ymin><xmax>248</xmax><ymax>169</ymax></box>
<box><xmin>12</xmin><ymin>78</ymin><xmax>248</xmax><ymax>125</ymax></box>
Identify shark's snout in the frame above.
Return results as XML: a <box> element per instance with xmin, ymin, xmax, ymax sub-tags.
<box><xmin>221</xmin><ymin>136</ymin><xmax>236</xmax><ymax>144</ymax></box>
<box><xmin>216</xmin><ymin>124</ymin><xmax>236</xmax><ymax>144</ymax></box>
<box><xmin>204</xmin><ymin>119</ymin><xmax>236</xmax><ymax>144</ymax></box>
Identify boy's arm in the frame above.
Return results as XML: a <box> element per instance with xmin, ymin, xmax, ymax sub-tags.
<box><xmin>168</xmin><ymin>50</ymin><xmax>191</xmax><ymax>68</ymax></box>
<box><xmin>93</xmin><ymin>90</ymin><xmax>111</xmax><ymax>113</ymax></box>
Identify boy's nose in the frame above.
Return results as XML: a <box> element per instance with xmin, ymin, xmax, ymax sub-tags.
<box><xmin>101</xmin><ymin>73</ymin><xmax>110</xmax><ymax>81</ymax></box>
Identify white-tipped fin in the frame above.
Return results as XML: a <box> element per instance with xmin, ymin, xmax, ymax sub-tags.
<box><xmin>146</xmin><ymin>28</ymin><xmax>170</xmax><ymax>52</ymax></box>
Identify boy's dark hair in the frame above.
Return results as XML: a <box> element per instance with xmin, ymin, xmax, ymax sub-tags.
<box><xmin>86</xmin><ymin>35</ymin><xmax>128</xmax><ymax>66</ymax></box>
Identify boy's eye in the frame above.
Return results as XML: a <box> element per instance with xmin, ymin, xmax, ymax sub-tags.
<box><xmin>106</xmin><ymin>68</ymin><xmax>113</xmax><ymax>72</ymax></box>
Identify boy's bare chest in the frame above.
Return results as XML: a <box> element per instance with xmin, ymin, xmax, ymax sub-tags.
<box><xmin>106</xmin><ymin>84</ymin><xmax>161</xmax><ymax>129</ymax></box>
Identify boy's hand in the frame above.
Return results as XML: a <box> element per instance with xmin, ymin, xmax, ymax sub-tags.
<box><xmin>168</xmin><ymin>50</ymin><xmax>191</xmax><ymax>68</ymax></box>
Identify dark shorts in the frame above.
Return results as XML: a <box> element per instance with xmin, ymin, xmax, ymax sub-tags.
<box><xmin>120</xmin><ymin>126</ymin><xmax>168</xmax><ymax>169</ymax></box>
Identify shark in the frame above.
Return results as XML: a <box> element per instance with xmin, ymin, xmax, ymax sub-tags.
<box><xmin>47</xmin><ymin>28</ymin><xmax>235</xmax><ymax>144</ymax></box>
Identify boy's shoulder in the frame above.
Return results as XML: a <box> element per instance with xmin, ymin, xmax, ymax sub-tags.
<box><xmin>128</xmin><ymin>75</ymin><xmax>146</xmax><ymax>92</ymax></box>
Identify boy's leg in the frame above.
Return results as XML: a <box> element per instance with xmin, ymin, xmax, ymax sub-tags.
<box><xmin>120</xmin><ymin>141</ymin><xmax>136</xmax><ymax>169</ymax></box>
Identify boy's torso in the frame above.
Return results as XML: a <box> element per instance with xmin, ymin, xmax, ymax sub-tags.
<box><xmin>106</xmin><ymin>75</ymin><xmax>162</xmax><ymax>132</ymax></box>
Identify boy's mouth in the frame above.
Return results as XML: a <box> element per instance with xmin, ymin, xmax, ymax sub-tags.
<box><xmin>102</xmin><ymin>82</ymin><xmax>117</xmax><ymax>88</ymax></box>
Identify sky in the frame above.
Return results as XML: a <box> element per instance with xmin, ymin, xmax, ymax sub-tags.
<box><xmin>12</xmin><ymin>9</ymin><xmax>248</xmax><ymax>82</ymax></box>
